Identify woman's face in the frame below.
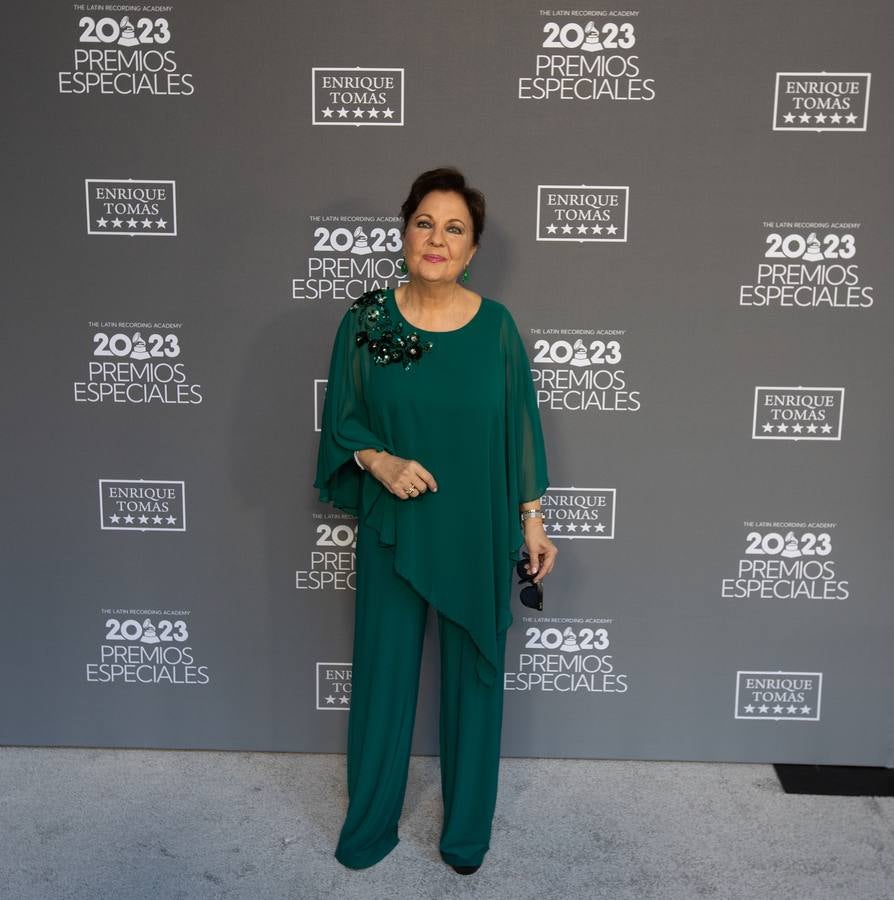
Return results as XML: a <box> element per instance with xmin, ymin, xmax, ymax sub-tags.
<box><xmin>402</xmin><ymin>189</ymin><xmax>478</xmax><ymax>286</ymax></box>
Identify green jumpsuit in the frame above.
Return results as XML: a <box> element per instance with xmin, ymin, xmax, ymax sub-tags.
<box><xmin>314</xmin><ymin>287</ymin><xmax>549</xmax><ymax>869</ymax></box>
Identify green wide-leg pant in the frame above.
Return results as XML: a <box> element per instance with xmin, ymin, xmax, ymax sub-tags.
<box><xmin>334</xmin><ymin>517</ymin><xmax>508</xmax><ymax>870</ymax></box>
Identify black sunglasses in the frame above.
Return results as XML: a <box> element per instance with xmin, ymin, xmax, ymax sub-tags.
<box><xmin>515</xmin><ymin>551</ymin><xmax>544</xmax><ymax>610</ymax></box>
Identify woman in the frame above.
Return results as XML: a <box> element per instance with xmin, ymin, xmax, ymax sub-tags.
<box><xmin>314</xmin><ymin>166</ymin><xmax>557</xmax><ymax>874</ymax></box>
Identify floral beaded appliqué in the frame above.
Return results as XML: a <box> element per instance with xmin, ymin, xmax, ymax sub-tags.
<box><xmin>350</xmin><ymin>289</ymin><xmax>434</xmax><ymax>371</ymax></box>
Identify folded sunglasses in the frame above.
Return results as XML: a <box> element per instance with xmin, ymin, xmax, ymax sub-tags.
<box><xmin>516</xmin><ymin>551</ymin><xmax>544</xmax><ymax>610</ymax></box>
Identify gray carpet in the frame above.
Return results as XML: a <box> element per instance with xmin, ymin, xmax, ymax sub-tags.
<box><xmin>0</xmin><ymin>747</ymin><xmax>891</xmax><ymax>899</ymax></box>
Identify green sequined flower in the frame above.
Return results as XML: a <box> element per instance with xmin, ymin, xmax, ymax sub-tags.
<box><xmin>350</xmin><ymin>289</ymin><xmax>434</xmax><ymax>371</ymax></box>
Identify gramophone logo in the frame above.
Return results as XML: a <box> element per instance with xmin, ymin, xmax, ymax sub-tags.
<box><xmin>99</xmin><ymin>479</ymin><xmax>186</xmax><ymax>532</ymax></box>
<box><xmin>118</xmin><ymin>16</ymin><xmax>138</xmax><ymax>46</ymax></box>
<box><xmin>85</xmin><ymin>179</ymin><xmax>177</xmax><ymax>236</ymax></box>
<box><xmin>752</xmin><ymin>387</ymin><xmax>844</xmax><ymax>440</ymax></box>
<box><xmin>773</xmin><ymin>73</ymin><xmax>870</xmax><ymax>132</ymax></box>
<box><xmin>735</xmin><ymin>671</ymin><xmax>822</xmax><ymax>721</ymax></box>
<box><xmin>350</xmin><ymin>228</ymin><xmax>370</xmax><ymax>254</ymax></box>
<box><xmin>540</xmin><ymin>487</ymin><xmax>616</xmax><ymax>540</ymax></box>
<box><xmin>317</xmin><ymin>662</ymin><xmax>352</xmax><ymax>710</ymax></box>
<box><xmin>312</xmin><ymin>67</ymin><xmax>404</xmax><ymax>125</ymax></box>
<box><xmin>537</xmin><ymin>186</ymin><xmax>629</xmax><ymax>242</ymax></box>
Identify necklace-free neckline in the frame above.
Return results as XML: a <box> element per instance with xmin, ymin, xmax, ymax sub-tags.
<box><xmin>389</xmin><ymin>287</ymin><xmax>485</xmax><ymax>335</ymax></box>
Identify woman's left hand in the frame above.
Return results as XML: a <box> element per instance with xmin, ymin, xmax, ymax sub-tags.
<box><xmin>523</xmin><ymin>524</ymin><xmax>558</xmax><ymax>584</ymax></box>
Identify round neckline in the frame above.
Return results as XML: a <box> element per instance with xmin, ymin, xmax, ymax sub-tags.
<box><xmin>389</xmin><ymin>287</ymin><xmax>485</xmax><ymax>335</ymax></box>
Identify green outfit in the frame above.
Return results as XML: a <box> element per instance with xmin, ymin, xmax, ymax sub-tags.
<box><xmin>314</xmin><ymin>287</ymin><xmax>549</xmax><ymax>868</ymax></box>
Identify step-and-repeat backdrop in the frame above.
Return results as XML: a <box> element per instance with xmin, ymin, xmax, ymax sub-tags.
<box><xmin>3</xmin><ymin>1</ymin><xmax>892</xmax><ymax>766</ymax></box>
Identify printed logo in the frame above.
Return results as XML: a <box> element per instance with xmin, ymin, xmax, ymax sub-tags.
<box><xmin>85</xmin><ymin>179</ymin><xmax>176</xmax><ymax>236</ymax></box>
<box><xmin>298</xmin><ymin>518</ymin><xmax>357</xmax><ymax>591</ymax></box>
<box><xmin>735</xmin><ymin>671</ymin><xmax>822</xmax><ymax>721</ymax></box>
<box><xmin>312</xmin><ymin>68</ymin><xmax>404</xmax><ymax>125</ymax></box>
<box><xmin>317</xmin><ymin>662</ymin><xmax>352</xmax><ymax>709</ymax></box>
<box><xmin>505</xmin><ymin>618</ymin><xmax>629</xmax><ymax>694</ymax></box>
<box><xmin>721</xmin><ymin>522</ymin><xmax>849</xmax><ymax>600</ymax></box>
<box><xmin>73</xmin><ymin>321</ymin><xmax>203</xmax><ymax>405</ymax></box>
<box><xmin>537</xmin><ymin>186</ymin><xmax>628</xmax><ymax>242</ymax></box>
<box><xmin>292</xmin><ymin>213</ymin><xmax>404</xmax><ymax>301</ymax></box>
<box><xmin>99</xmin><ymin>479</ymin><xmax>186</xmax><ymax>532</ymax></box>
<box><xmin>58</xmin><ymin>13</ymin><xmax>194</xmax><ymax>96</ymax></box>
<box><xmin>518</xmin><ymin>13</ymin><xmax>656</xmax><ymax>102</ymax></box>
<box><xmin>86</xmin><ymin>611</ymin><xmax>210</xmax><ymax>684</ymax></box>
<box><xmin>528</xmin><ymin>328</ymin><xmax>641</xmax><ymax>413</ymax></box>
<box><xmin>752</xmin><ymin>387</ymin><xmax>844</xmax><ymax>441</ymax></box>
<box><xmin>539</xmin><ymin>487</ymin><xmax>616</xmax><ymax>540</ymax></box>
<box><xmin>773</xmin><ymin>73</ymin><xmax>870</xmax><ymax>132</ymax></box>
<box><xmin>739</xmin><ymin>223</ymin><xmax>873</xmax><ymax>309</ymax></box>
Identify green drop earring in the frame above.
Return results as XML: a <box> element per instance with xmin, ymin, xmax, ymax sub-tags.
<box><xmin>398</xmin><ymin>259</ymin><xmax>408</xmax><ymax>274</ymax></box>
<box><xmin>461</xmin><ymin>266</ymin><xmax>470</xmax><ymax>283</ymax></box>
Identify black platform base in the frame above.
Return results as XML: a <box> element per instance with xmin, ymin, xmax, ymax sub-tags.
<box><xmin>773</xmin><ymin>764</ymin><xmax>894</xmax><ymax>796</ymax></box>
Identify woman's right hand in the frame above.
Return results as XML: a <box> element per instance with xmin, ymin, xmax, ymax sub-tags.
<box><xmin>368</xmin><ymin>452</ymin><xmax>438</xmax><ymax>499</ymax></box>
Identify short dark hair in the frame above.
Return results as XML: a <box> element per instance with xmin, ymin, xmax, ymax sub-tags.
<box><xmin>400</xmin><ymin>167</ymin><xmax>486</xmax><ymax>246</ymax></box>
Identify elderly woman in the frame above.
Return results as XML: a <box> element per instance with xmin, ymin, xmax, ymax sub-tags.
<box><xmin>314</xmin><ymin>166</ymin><xmax>557</xmax><ymax>874</ymax></box>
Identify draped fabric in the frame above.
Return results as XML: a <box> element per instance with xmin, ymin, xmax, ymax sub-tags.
<box><xmin>314</xmin><ymin>289</ymin><xmax>549</xmax><ymax>686</ymax></box>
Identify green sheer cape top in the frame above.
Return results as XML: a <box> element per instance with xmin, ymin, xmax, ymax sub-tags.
<box><xmin>313</xmin><ymin>288</ymin><xmax>550</xmax><ymax>687</ymax></box>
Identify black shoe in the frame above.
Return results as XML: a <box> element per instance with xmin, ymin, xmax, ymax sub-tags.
<box><xmin>451</xmin><ymin>864</ymin><xmax>480</xmax><ymax>875</ymax></box>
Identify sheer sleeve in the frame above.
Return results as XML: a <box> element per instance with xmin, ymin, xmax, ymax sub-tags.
<box><xmin>504</xmin><ymin>308</ymin><xmax>550</xmax><ymax>507</ymax></box>
<box><xmin>313</xmin><ymin>308</ymin><xmax>396</xmax><ymax>515</ymax></box>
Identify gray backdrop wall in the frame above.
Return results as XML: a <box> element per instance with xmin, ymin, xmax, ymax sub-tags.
<box><xmin>3</xmin><ymin>0</ymin><xmax>892</xmax><ymax>767</ymax></box>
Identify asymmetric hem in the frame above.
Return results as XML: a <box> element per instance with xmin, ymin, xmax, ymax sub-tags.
<box><xmin>314</xmin><ymin>288</ymin><xmax>550</xmax><ymax>686</ymax></box>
